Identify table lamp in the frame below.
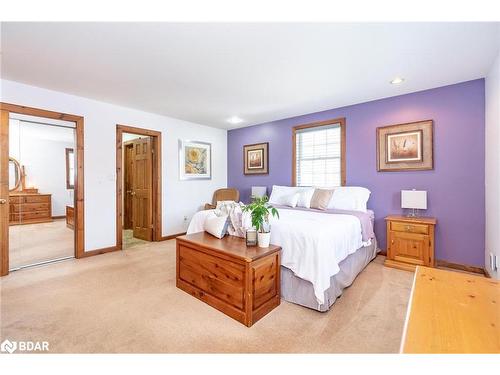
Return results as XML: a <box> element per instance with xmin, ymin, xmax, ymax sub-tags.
<box><xmin>251</xmin><ymin>186</ymin><xmax>267</xmax><ymax>199</ymax></box>
<box><xmin>401</xmin><ymin>189</ymin><xmax>427</xmax><ymax>217</ymax></box>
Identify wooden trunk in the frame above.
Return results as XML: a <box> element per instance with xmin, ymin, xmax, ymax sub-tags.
<box><xmin>176</xmin><ymin>232</ymin><xmax>281</xmax><ymax>327</ymax></box>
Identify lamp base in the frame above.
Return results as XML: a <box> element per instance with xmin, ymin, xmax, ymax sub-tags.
<box><xmin>406</xmin><ymin>208</ymin><xmax>420</xmax><ymax>218</ymax></box>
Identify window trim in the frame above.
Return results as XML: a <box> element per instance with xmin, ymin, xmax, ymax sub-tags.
<box><xmin>292</xmin><ymin>117</ymin><xmax>346</xmax><ymax>187</ymax></box>
<box><xmin>65</xmin><ymin>147</ymin><xmax>75</xmax><ymax>190</ymax></box>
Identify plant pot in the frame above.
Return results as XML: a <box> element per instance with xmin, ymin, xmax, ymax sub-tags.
<box><xmin>257</xmin><ymin>232</ymin><xmax>271</xmax><ymax>248</ymax></box>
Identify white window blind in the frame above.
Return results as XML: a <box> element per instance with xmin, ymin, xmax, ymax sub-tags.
<box><xmin>295</xmin><ymin>123</ymin><xmax>342</xmax><ymax>187</ymax></box>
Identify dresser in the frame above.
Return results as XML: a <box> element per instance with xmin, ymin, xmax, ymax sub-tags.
<box><xmin>9</xmin><ymin>193</ymin><xmax>53</xmax><ymax>225</ymax></box>
<box><xmin>384</xmin><ymin>215</ymin><xmax>436</xmax><ymax>271</ymax></box>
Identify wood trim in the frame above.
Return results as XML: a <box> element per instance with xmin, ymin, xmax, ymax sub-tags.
<box><xmin>436</xmin><ymin>259</ymin><xmax>485</xmax><ymax>276</ymax></box>
<box><xmin>116</xmin><ymin>125</ymin><xmax>162</xmax><ymax>251</ymax></box>
<box><xmin>79</xmin><ymin>246</ymin><xmax>119</xmax><ymax>258</ymax></box>
<box><xmin>0</xmin><ymin>102</ymin><xmax>85</xmax><ymax>274</ymax></box>
<box><xmin>0</xmin><ymin>110</ymin><xmax>9</xmax><ymax>276</ymax></box>
<box><xmin>292</xmin><ymin>117</ymin><xmax>346</xmax><ymax>187</ymax></box>
<box><xmin>65</xmin><ymin>147</ymin><xmax>74</xmax><ymax>189</ymax></box>
<box><xmin>160</xmin><ymin>232</ymin><xmax>187</xmax><ymax>241</ymax></box>
<box><xmin>52</xmin><ymin>215</ymin><xmax>66</xmax><ymax>219</ymax></box>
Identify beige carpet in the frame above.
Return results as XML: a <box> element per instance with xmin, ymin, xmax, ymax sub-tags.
<box><xmin>0</xmin><ymin>240</ymin><xmax>413</xmax><ymax>353</ymax></box>
<box><xmin>9</xmin><ymin>219</ymin><xmax>74</xmax><ymax>270</ymax></box>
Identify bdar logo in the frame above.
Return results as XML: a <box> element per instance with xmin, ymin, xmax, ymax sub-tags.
<box><xmin>1</xmin><ymin>339</ymin><xmax>17</xmax><ymax>354</ymax></box>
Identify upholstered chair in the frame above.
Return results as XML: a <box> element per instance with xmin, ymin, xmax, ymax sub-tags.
<box><xmin>204</xmin><ymin>188</ymin><xmax>240</xmax><ymax>210</ymax></box>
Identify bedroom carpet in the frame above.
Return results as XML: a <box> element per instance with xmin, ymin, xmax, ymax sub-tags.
<box><xmin>0</xmin><ymin>240</ymin><xmax>413</xmax><ymax>353</ymax></box>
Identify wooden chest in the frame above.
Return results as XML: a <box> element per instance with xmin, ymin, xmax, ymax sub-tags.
<box><xmin>9</xmin><ymin>193</ymin><xmax>52</xmax><ymax>225</ymax></box>
<box><xmin>176</xmin><ymin>232</ymin><xmax>281</xmax><ymax>327</ymax></box>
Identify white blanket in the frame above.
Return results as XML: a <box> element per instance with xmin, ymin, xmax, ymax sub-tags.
<box><xmin>187</xmin><ymin>208</ymin><xmax>366</xmax><ymax>304</ymax></box>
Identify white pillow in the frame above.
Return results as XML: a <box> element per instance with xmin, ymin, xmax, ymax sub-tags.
<box><xmin>269</xmin><ymin>185</ymin><xmax>310</xmax><ymax>206</ymax></box>
<box><xmin>204</xmin><ymin>215</ymin><xmax>229</xmax><ymax>239</ymax></box>
<box><xmin>296</xmin><ymin>188</ymin><xmax>315</xmax><ymax>208</ymax></box>
<box><xmin>327</xmin><ymin>186</ymin><xmax>371</xmax><ymax>212</ymax></box>
<box><xmin>281</xmin><ymin>192</ymin><xmax>299</xmax><ymax>208</ymax></box>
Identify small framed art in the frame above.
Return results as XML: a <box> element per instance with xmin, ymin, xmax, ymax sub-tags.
<box><xmin>243</xmin><ymin>142</ymin><xmax>269</xmax><ymax>175</ymax></box>
<box><xmin>179</xmin><ymin>140</ymin><xmax>212</xmax><ymax>180</ymax></box>
<box><xmin>376</xmin><ymin>120</ymin><xmax>433</xmax><ymax>171</ymax></box>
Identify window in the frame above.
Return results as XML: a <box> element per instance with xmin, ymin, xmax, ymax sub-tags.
<box><xmin>65</xmin><ymin>148</ymin><xmax>75</xmax><ymax>189</ymax></box>
<box><xmin>293</xmin><ymin>118</ymin><xmax>346</xmax><ymax>187</ymax></box>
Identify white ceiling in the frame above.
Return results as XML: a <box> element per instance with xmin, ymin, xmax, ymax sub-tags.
<box><xmin>1</xmin><ymin>22</ymin><xmax>499</xmax><ymax>129</ymax></box>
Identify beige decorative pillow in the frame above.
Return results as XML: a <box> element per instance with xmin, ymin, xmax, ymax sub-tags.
<box><xmin>310</xmin><ymin>189</ymin><xmax>334</xmax><ymax>210</ymax></box>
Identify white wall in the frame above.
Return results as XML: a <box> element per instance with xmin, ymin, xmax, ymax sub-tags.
<box><xmin>485</xmin><ymin>49</ymin><xmax>500</xmax><ymax>279</ymax></box>
<box><xmin>9</xmin><ymin>119</ymin><xmax>75</xmax><ymax>216</ymax></box>
<box><xmin>1</xmin><ymin>79</ymin><xmax>227</xmax><ymax>252</ymax></box>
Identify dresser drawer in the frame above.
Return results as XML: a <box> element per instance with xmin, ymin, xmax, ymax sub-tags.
<box><xmin>178</xmin><ymin>245</ymin><xmax>245</xmax><ymax>310</ymax></box>
<box><xmin>9</xmin><ymin>196</ymin><xmax>24</xmax><ymax>204</ymax></box>
<box><xmin>391</xmin><ymin>221</ymin><xmax>429</xmax><ymax>235</ymax></box>
<box><xmin>10</xmin><ymin>202</ymin><xmax>50</xmax><ymax>213</ymax></box>
<box><xmin>25</xmin><ymin>195</ymin><xmax>51</xmax><ymax>204</ymax></box>
<box><xmin>10</xmin><ymin>211</ymin><xmax>51</xmax><ymax>222</ymax></box>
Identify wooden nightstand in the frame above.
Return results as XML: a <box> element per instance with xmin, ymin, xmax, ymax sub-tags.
<box><xmin>384</xmin><ymin>215</ymin><xmax>437</xmax><ymax>272</ymax></box>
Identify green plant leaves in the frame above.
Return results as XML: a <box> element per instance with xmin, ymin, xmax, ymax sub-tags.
<box><xmin>242</xmin><ymin>195</ymin><xmax>279</xmax><ymax>233</ymax></box>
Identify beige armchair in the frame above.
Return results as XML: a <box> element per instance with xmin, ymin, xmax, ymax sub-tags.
<box><xmin>204</xmin><ymin>188</ymin><xmax>240</xmax><ymax>210</ymax></box>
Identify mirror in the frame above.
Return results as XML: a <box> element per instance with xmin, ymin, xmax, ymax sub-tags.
<box><xmin>9</xmin><ymin>157</ymin><xmax>22</xmax><ymax>192</ymax></box>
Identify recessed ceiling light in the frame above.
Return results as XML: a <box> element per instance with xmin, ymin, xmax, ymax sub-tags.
<box><xmin>390</xmin><ymin>77</ymin><xmax>405</xmax><ymax>85</ymax></box>
<box><xmin>227</xmin><ymin>116</ymin><xmax>244</xmax><ymax>124</ymax></box>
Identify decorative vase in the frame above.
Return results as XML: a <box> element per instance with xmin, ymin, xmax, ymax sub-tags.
<box><xmin>257</xmin><ymin>232</ymin><xmax>271</xmax><ymax>248</ymax></box>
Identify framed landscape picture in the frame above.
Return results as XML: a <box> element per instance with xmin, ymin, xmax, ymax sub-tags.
<box><xmin>243</xmin><ymin>142</ymin><xmax>269</xmax><ymax>175</ymax></box>
<box><xmin>377</xmin><ymin>120</ymin><xmax>433</xmax><ymax>171</ymax></box>
<box><xmin>179</xmin><ymin>140</ymin><xmax>212</xmax><ymax>180</ymax></box>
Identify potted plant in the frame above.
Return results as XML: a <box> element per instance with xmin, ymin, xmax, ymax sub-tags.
<box><xmin>242</xmin><ymin>195</ymin><xmax>279</xmax><ymax>248</ymax></box>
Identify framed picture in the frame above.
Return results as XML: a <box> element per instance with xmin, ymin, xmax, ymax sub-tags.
<box><xmin>243</xmin><ymin>142</ymin><xmax>269</xmax><ymax>175</ymax></box>
<box><xmin>377</xmin><ymin>120</ymin><xmax>433</xmax><ymax>171</ymax></box>
<box><xmin>179</xmin><ymin>140</ymin><xmax>211</xmax><ymax>180</ymax></box>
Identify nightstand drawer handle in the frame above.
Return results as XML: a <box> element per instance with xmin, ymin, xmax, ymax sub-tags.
<box><xmin>405</xmin><ymin>225</ymin><xmax>412</xmax><ymax>231</ymax></box>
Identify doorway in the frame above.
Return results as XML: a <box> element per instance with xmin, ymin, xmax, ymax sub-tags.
<box><xmin>116</xmin><ymin>125</ymin><xmax>162</xmax><ymax>250</ymax></box>
<box><xmin>0</xmin><ymin>103</ymin><xmax>85</xmax><ymax>276</ymax></box>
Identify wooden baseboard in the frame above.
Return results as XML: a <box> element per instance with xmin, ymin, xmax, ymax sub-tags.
<box><xmin>52</xmin><ymin>215</ymin><xmax>66</xmax><ymax>219</ymax></box>
<box><xmin>384</xmin><ymin>259</ymin><xmax>417</xmax><ymax>272</ymax></box>
<box><xmin>484</xmin><ymin>269</ymin><xmax>492</xmax><ymax>278</ymax></box>
<box><xmin>436</xmin><ymin>259</ymin><xmax>485</xmax><ymax>276</ymax></box>
<box><xmin>79</xmin><ymin>246</ymin><xmax>119</xmax><ymax>258</ymax></box>
<box><xmin>160</xmin><ymin>232</ymin><xmax>186</xmax><ymax>241</ymax></box>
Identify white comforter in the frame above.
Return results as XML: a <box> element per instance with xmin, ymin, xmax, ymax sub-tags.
<box><xmin>187</xmin><ymin>208</ymin><xmax>366</xmax><ymax>304</ymax></box>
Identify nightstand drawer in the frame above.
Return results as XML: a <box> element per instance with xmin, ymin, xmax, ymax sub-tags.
<box><xmin>391</xmin><ymin>221</ymin><xmax>429</xmax><ymax>235</ymax></box>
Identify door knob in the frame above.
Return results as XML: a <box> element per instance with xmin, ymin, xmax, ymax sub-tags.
<box><xmin>0</xmin><ymin>198</ymin><xmax>6</xmax><ymax>204</ymax></box>
<box><xmin>130</xmin><ymin>191</ymin><xmax>136</xmax><ymax>196</ymax></box>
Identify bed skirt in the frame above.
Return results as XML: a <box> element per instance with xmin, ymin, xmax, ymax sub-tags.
<box><xmin>280</xmin><ymin>238</ymin><xmax>378</xmax><ymax>312</ymax></box>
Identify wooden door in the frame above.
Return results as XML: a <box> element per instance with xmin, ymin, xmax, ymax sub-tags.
<box><xmin>132</xmin><ymin>137</ymin><xmax>153</xmax><ymax>241</ymax></box>
<box><xmin>389</xmin><ymin>231</ymin><xmax>429</xmax><ymax>266</ymax></box>
<box><xmin>123</xmin><ymin>142</ymin><xmax>134</xmax><ymax>230</ymax></box>
<box><xmin>0</xmin><ymin>110</ymin><xmax>9</xmax><ymax>276</ymax></box>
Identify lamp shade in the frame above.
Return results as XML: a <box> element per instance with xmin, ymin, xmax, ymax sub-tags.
<box><xmin>401</xmin><ymin>190</ymin><xmax>427</xmax><ymax>210</ymax></box>
<box><xmin>251</xmin><ymin>186</ymin><xmax>267</xmax><ymax>198</ymax></box>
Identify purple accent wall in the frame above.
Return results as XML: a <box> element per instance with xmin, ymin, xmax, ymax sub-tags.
<box><xmin>228</xmin><ymin>79</ymin><xmax>485</xmax><ymax>267</ymax></box>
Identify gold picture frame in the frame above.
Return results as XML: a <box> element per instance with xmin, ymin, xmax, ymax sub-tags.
<box><xmin>243</xmin><ymin>142</ymin><xmax>269</xmax><ymax>175</ymax></box>
<box><xmin>377</xmin><ymin>120</ymin><xmax>433</xmax><ymax>171</ymax></box>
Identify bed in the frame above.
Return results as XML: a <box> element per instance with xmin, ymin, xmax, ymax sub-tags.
<box><xmin>186</xmin><ymin>203</ymin><xmax>378</xmax><ymax>312</ymax></box>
